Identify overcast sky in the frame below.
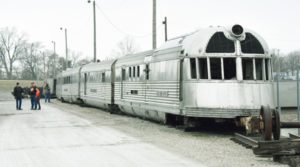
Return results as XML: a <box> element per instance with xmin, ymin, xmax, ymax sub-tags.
<box><xmin>0</xmin><ymin>0</ymin><xmax>299</xmax><ymax>61</ymax></box>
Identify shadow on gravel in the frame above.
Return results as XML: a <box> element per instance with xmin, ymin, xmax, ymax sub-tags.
<box><xmin>181</xmin><ymin>122</ymin><xmax>244</xmax><ymax>136</ymax></box>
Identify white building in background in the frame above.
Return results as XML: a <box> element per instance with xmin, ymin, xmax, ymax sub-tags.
<box><xmin>274</xmin><ymin>80</ymin><xmax>300</xmax><ymax>108</ymax></box>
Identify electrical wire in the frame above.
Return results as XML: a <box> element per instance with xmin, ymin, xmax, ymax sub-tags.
<box><xmin>95</xmin><ymin>3</ymin><xmax>163</xmax><ymax>38</ymax></box>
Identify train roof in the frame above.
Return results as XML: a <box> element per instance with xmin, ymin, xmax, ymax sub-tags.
<box><xmin>81</xmin><ymin>59</ymin><xmax>117</xmax><ymax>72</ymax></box>
<box><xmin>157</xmin><ymin>25</ymin><xmax>270</xmax><ymax>56</ymax></box>
<box><xmin>115</xmin><ymin>50</ymin><xmax>153</xmax><ymax>67</ymax></box>
<box><xmin>61</xmin><ymin>66</ymin><xmax>82</xmax><ymax>76</ymax></box>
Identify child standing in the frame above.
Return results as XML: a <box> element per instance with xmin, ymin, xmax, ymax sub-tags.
<box><xmin>35</xmin><ymin>88</ymin><xmax>41</xmax><ymax>110</ymax></box>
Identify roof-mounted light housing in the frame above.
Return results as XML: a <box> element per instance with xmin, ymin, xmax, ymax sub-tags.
<box><xmin>231</xmin><ymin>24</ymin><xmax>244</xmax><ymax>37</ymax></box>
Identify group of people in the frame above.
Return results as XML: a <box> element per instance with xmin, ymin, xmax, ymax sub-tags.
<box><xmin>13</xmin><ymin>81</ymin><xmax>51</xmax><ymax>110</ymax></box>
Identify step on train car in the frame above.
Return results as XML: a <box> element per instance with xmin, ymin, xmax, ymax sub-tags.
<box><xmin>54</xmin><ymin>25</ymin><xmax>275</xmax><ymax>131</ymax></box>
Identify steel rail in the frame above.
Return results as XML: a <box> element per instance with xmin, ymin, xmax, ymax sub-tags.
<box><xmin>233</xmin><ymin>133</ymin><xmax>258</xmax><ymax>148</ymax></box>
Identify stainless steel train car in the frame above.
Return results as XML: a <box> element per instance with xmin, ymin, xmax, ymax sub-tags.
<box><xmin>55</xmin><ymin>25</ymin><xmax>275</xmax><ymax>128</ymax></box>
<box><xmin>80</xmin><ymin>60</ymin><xmax>116</xmax><ymax>109</ymax></box>
<box><xmin>56</xmin><ymin>67</ymin><xmax>81</xmax><ymax>103</ymax></box>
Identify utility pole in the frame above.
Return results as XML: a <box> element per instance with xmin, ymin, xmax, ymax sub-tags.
<box><xmin>162</xmin><ymin>16</ymin><xmax>168</xmax><ymax>42</ymax></box>
<box><xmin>276</xmin><ymin>49</ymin><xmax>281</xmax><ymax>115</ymax></box>
<box><xmin>51</xmin><ymin>41</ymin><xmax>56</xmax><ymax>77</ymax></box>
<box><xmin>297</xmin><ymin>67</ymin><xmax>300</xmax><ymax>135</ymax></box>
<box><xmin>88</xmin><ymin>0</ymin><xmax>97</xmax><ymax>62</ymax></box>
<box><xmin>152</xmin><ymin>0</ymin><xmax>157</xmax><ymax>49</ymax></box>
<box><xmin>52</xmin><ymin>41</ymin><xmax>56</xmax><ymax>55</ymax></box>
<box><xmin>60</xmin><ymin>27</ymin><xmax>68</xmax><ymax>70</ymax></box>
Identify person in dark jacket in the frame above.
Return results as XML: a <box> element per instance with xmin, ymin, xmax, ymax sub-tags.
<box><xmin>13</xmin><ymin>82</ymin><xmax>23</xmax><ymax>110</ymax></box>
<box><xmin>30</xmin><ymin>82</ymin><xmax>37</xmax><ymax>110</ymax></box>
<box><xmin>44</xmin><ymin>82</ymin><xmax>51</xmax><ymax>103</ymax></box>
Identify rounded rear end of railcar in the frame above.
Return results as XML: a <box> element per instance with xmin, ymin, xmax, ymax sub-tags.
<box><xmin>179</xmin><ymin>25</ymin><xmax>275</xmax><ymax>125</ymax></box>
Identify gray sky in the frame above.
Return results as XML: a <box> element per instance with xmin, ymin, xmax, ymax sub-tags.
<box><xmin>1</xmin><ymin>0</ymin><xmax>299</xmax><ymax>60</ymax></box>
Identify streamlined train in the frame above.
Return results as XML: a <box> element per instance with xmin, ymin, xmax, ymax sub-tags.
<box><xmin>53</xmin><ymin>25</ymin><xmax>275</xmax><ymax>129</ymax></box>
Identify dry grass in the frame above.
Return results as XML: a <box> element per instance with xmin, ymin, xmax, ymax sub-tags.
<box><xmin>0</xmin><ymin>80</ymin><xmax>44</xmax><ymax>92</ymax></box>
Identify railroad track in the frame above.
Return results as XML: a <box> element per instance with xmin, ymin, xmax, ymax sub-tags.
<box><xmin>232</xmin><ymin>133</ymin><xmax>300</xmax><ymax>167</ymax></box>
<box><xmin>231</xmin><ymin>133</ymin><xmax>258</xmax><ymax>148</ymax></box>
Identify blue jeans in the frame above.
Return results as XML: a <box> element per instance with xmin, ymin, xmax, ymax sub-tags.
<box><xmin>45</xmin><ymin>92</ymin><xmax>50</xmax><ymax>103</ymax></box>
<box><xmin>16</xmin><ymin>98</ymin><xmax>22</xmax><ymax>110</ymax></box>
<box><xmin>35</xmin><ymin>97</ymin><xmax>41</xmax><ymax>110</ymax></box>
<box><xmin>31</xmin><ymin>96</ymin><xmax>36</xmax><ymax>109</ymax></box>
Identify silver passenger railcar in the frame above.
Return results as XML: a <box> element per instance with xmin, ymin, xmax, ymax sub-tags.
<box><xmin>56</xmin><ymin>67</ymin><xmax>82</xmax><ymax>103</ymax></box>
<box><xmin>80</xmin><ymin>60</ymin><xmax>116</xmax><ymax>109</ymax></box>
<box><xmin>114</xmin><ymin>25</ymin><xmax>274</xmax><ymax>125</ymax></box>
<box><xmin>56</xmin><ymin>25</ymin><xmax>275</xmax><ymax>129</ymax></box>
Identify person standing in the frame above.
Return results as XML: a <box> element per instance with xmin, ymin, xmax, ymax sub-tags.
<box><xmin>30</xmin><ymin>82</ymin><xmax>37</xmax><ymax>110</ymax></box>
<box><xmin>35</xmin><ymin>87</ymin><xmax>41</xmax><ymax>110</ymax></box>
<box><xmin>44</xmin><ymin>82</ymin><xmax>51</xmax><ymax>103</ymax></box>
<box><xmin>13</xmin><ymin>82</ymin><xmax>23</xmax><ymax>110</ymax></box>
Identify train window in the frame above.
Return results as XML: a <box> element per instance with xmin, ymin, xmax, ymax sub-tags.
<box><xmin>145</xmin><ymin>64</ymin><xmax>149</xmax><ymax>80</ymax></box>
<box><xmin>190</xmin><ymin>58</ymin><xmax>197</xmax><ymax>79</ymax></box>
<box><xmin>102</xmin><ymin>72</ymin><xmax>105</xmax><ymax>82</ymax></box>
<box><xmin>210</xmin><ymin>58</ymin><xmax>222</xmax><ymax>79</ymax></box>
<box><xmin>129</xmin><ymin>67</ymin><xmax>132</xmax><ymax>78</ymax></box>
<box><xmin>255</xmin><ymin>58</ymin><xmax>263</xmax><ymax>80</ymax></box>
<box><xmin>265</xmin><ymin>59</ymin><xmax>270</xmax><ymax>80</ymax></box>
<box><xmin>137</xmin><ymin>66</ymin><xmax>140</xmax><ymax>77</ymax></box>
<box><xmin>223</xmin><ymin>58</ymin><xmax>236</xmax><ymax>80</ymax></box>
<box><xmin>206</xmin><ymin>32</ymin><xmax>235</xmax><ymax>53</ymax></box>
<box><xmin>122</xmin><ymin>68</ymin><xmax>126</xmax><ymax>81</ymax></box>
<box><xmin>133</xmin><ymin>66</ymin><xmax>136</xmax><ymax>77</ymax></box>
<box><xmin>198</xmin><ymin>58</ymin><xmax>208</xmax><ymax>79</ymax></box>
<box><xmin>242</xmin><ymin>58</ymin><xmax>254</xmax><ymax>80</ymax></box>
<box><xmin>131</xmin><ymin>90</ymin><xmax>138</xmax><ymax>95</ymax></box>
<box><xmin>241</xmin><ymin>33</ymin><xmax>264</xmax><ymax>54</ymax></box>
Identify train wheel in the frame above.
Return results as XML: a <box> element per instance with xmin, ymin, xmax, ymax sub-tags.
<box><xmin>260</xmin><ymin>106</ymin><xmax>273</xmax><ymax>141</ymax></box>
<box><xmin>272</xmin><ymin>109</ymin><xmax>281</xmax><ymax>140</ymax></box>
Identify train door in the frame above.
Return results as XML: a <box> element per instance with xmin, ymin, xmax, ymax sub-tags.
<box><xmin>111</xmin><ymin>61</ymin><xmax>116</xmax><ymax>104</ymax></box>
<box><xmin>53</xmin><ymin>79</ymin><xmax>57</xmax><ymax>96</ymax></box>
<box><xmin>144</xmin><ymin>64</ymin><xmax>150</xmax><ymax>102</ymax></box>
<box><xmin>78</xmin><ymin>67</ymin><xmax>82</xmax><ymax>99</ymax></box>
<box><xmin>121</xmin><ymin>67</ymin><xmax>126</xmax><ymax>99</ymax></box>
<box><xmin>84</xmin><ymin>73</ymin><xmax>87</xmax><ymax>95</ymax></box>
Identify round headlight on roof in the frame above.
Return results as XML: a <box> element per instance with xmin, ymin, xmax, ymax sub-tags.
<box><xmin>232</xmin><ymin>24</ymin><xmax>244</xmax><ymax>36</ymax></box>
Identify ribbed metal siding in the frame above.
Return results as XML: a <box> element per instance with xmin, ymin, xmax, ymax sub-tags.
<box><xmin>81</xmin><ymin>82</ymin><xmax>112</xmax><ymax>103</ymax></box>
<box><xmin>115</xmin><ymin>81</ymin><xmax>179</xmax><ymax>107</ymax></box>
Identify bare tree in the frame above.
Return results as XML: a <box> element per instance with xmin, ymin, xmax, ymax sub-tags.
<box><xmin>0</xmin><ymin>27</ymin><xmax>26</xmax><ymax>79</ymax></box>
<box><xmin>20</xmin><ymin>42</ymin><xmax>42</xmax><ymax>80</ymax></box>
<box><xmin>111</xmin><ymin>36</ymin><xmax>139</xmax><ymax>58</ymax></box>
<box><xmin>43</xmin><ymin>50</ymin><xmax>58</xmax><ymax>78</ymax></box>
<box><xmin>286</xmin><ymin>51</ymin><xmax>300</xmax><ymax>75</ymax></box>
<box><xmin>69</xmin><ymin>50</ymin><xmax>84</xmax><ymax>67</ymax></box>
<box><xmin>272</xmin><ymin>54</ymin><xmax>284</xmax><ymax>72</ymax></box>
<box><xmin>76</xmin><ymin>58</ymin><xmax>92</xmax><ymax>66</ymax></box>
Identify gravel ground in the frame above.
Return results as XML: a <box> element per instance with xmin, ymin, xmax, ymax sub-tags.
<box><xmin>0</xmin><ymin>80</ymin><xmax>296</xmax><ymax>166</ymax></box>
<box><xmin>280</xmin><ymin>109</ymin><xmax>300</xmax><ymax>137</ymax></box>
<box><xmin>50</xmin><ymin>100</ymin><xmax>290</xmax><ymax>167</ymax></box>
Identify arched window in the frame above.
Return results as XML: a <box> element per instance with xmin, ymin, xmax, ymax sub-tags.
<box><xmin>241</xmin><ymin>33</ymin><xmax>264</xmax><ymax>54</ymax></box>
<box><xmin>206</xmin><ymin>32</ymin><xmax>235</xmax><ymax>53</ymax></box>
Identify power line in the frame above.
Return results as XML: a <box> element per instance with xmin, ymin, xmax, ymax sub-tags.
<box><xmin>95</xmin><ymin>3</ymin><xmax>163</xmax><ymax>38</ymax></box>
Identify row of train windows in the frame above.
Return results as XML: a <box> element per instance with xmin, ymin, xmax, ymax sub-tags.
<box><xmin>86</xmin><ymin>72</ymin><xmax>106</xmax><ymax>83</ymax></box>
<box><xmin>190</xmin><ymin>58</ymin><xmax>271</xmax><ymax>80</ymax></box>
<box><xmin>63</xmin><ymin>76</ymin><xmax>78</xmax><ymax>84</ymax></box>
<box><xmin>122</xmin><ymin>65</ymin><xmax>149</xmax><ymax>80</ymax></box>
<box><xmin>63</xmin><ymin>76</ymin><xmax>71</xmax><ymax>84</ymax></box>
<box><xmin>206</xmin><ymin>32</ymin><xmax>264</xmax><ymax>54</ymax></box>
<box><xmin>128</xmin><ymin>66</ymin><xmax>140</xmax><ymax>78</ymax></box>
